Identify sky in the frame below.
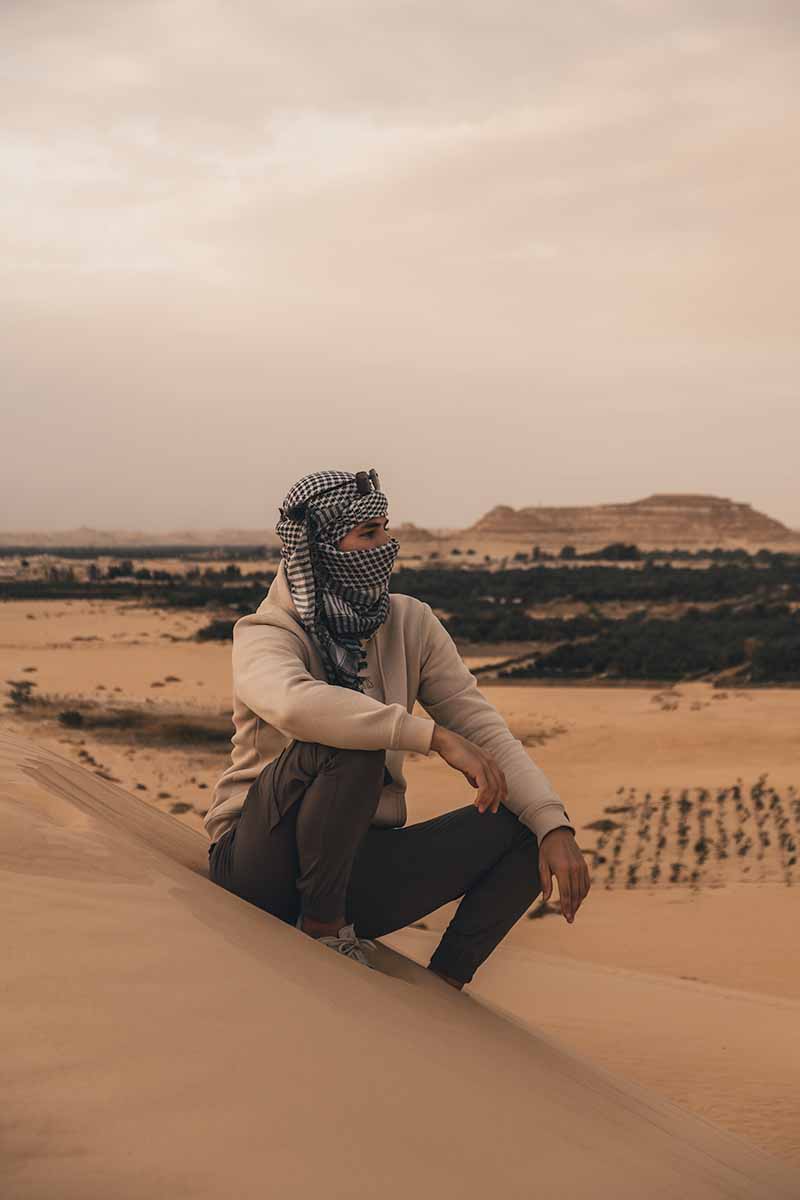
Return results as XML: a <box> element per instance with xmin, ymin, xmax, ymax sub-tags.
<box><xmin>2</xmin><ymin>1</ymin><xmax>799</xmax><ymax>533</ymax></box>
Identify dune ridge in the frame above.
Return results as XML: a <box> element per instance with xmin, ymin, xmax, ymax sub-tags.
<box><xmin>3</xmin><ymin>731</ymin><xmax>799</xmax><ymax>1198</ymax></box>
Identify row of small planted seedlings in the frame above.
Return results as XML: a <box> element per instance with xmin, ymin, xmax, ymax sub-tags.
<box><xmin>584</xmin><ymin>774</ymin><xmax>798</xmax><ymax>889</ymax></box>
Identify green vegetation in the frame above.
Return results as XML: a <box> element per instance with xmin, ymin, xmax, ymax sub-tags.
<box><xmin>2</xmin><ymin>543</ymin><xmax>798</xmax><ymax>684</ymax></box>
<box><xmin>498</xmin><ymin>604</ymin><xmax>799</xmax><ymax>683</ymax></box>
<box><xmin>582</xmin><ymin>774</ymin><xmax>798</xmax><ymax>889</ymax></box>
<box><xmin>392</xmin><ymin>558</ymin><xmax>800</xmax><ymax>609</ymax></box>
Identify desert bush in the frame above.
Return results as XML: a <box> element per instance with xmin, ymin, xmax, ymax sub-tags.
<box><xmin>6</xmin><ymin>679</ymin><xmax>38</xmax><ymax>707</ymax></box>
<box><xmin>585</xmin><ymin>774</ymin><xmax>798</xmax><ymax>891</ymax></box>
<box><xmin>195</xmin><ymin>619</ymin><xmax>236</xmax><ymax>642</ymax></box>
<box><xmin>58</xmin><ymin>709</ymin><xmax>85</xmax><ymax>727</ymax></box>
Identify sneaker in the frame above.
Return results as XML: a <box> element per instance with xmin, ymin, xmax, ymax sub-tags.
<box><xmin>298</xmin><ymin>915</ymin><xmax>378</xmax><ymax>970</ymax></box>
<box><xmin>318</xmin><ymin>923</ymin><xmax>378</xmax><ymax>969</ymax></box>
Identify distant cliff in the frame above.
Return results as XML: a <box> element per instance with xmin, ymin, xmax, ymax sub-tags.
<box><xmin>466</xmin><ymin>494</ymin><xmax>798</xmax><ymax>550</ymax></box>
<box><xmin>391</xmin><ymin>522</ymin><xmax>437</xmax><ymax>541</ymax></box>
<box><xmin>1</xmin><ymin>497</ymin><xmax>796</xmax><ymax>552</ymax></box>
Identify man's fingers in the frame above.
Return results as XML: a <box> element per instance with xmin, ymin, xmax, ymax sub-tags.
<box><xmin>478</xmin><ymin>759</ymin><xmax>496</xmax><ymax>808</ymax></box>
<box><xmin>484</xmin><ymin>755</ymin><xmax>506</xmax><ymax>813</ymax></box>
<box><xmin>475</xmin><ymin>758</ymin><xmax>504</xmax><ymax>813</ymax></box>
<box><xmin>487</xmin><ymin>760</ymin><xmax>503</xmax><ymax>813</ymax></box>
<box><xmin>571</xmin><ymin>867</ymin><xmax>585</xmax><ymax>917</ymax></box>
<box><xmin>559</xmin><ymin>871</ymin><xmax>573</xmax><ymax>921</ymax></box>
<box><xmin>474</xmin><ymin>766</ymin><xmax>492</xmax><ymax>812</ymax></box>
<box><xmin>580</xmin><ymin>864</ymin><xmax>591</xmax><ymax>904</ymax></box>
<box><xmin>569</xmin><ymin>864</ymin><xmax>591</xmax><ymax>917</ymax></box>
<box><xmin>540</xmin><ymin>856</ymin><xmax>552</xmax><ymax>901</ymax></box>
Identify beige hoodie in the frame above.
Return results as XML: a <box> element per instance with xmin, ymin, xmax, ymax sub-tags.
<box><xmin>204</xmin><ymin>560</ymin><xmax>574</xmax><ymax>846</ymax></box>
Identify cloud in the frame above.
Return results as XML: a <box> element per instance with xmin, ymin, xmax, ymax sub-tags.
<box><xmin>1</xmin><ymin>1</ymin><xmax>799</xmax><ymax>528</ymax></box>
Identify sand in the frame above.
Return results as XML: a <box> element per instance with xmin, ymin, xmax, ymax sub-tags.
<box><xmin>2</xmin><ymin>597</ymin><xmax>800</xmax><ymax>1180</ymax></box>
<box><xmin>3</xmin><ymin>730</ymin><xmax>800</xmax><ymax>1198</ymax></box>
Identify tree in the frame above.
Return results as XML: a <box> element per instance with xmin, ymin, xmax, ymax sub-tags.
<box><xmin>597</xmin><ymin>542</ymin><xmax>641</xmax><ymax>562</ymax></box>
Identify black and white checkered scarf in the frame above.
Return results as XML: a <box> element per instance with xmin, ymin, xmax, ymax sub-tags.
<box><xmin>275</xmin><ymin>469</ymin><xmax>400</xmax><ymax>692</ymax></box>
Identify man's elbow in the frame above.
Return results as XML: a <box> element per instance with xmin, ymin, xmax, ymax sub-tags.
<box><xmin>235</xmin><ymin>676</ymin><xmax>295</xmax><ymax>730</ymax></box>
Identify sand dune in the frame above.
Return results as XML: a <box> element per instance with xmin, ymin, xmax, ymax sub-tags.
<box><xmin>387</xmin><ymin>928</ymin><xmax>800</xmax><ymax>1163</ymax></box>
<box><xmin>3</xmin><ymin>731</ymin><xmax>799</xmax><ymax>1198</ymax></box>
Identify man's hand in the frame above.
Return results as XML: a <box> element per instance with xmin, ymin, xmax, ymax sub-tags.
<box><xmin>539</xmin><ymin>827</ymin><xmax>591</xmax><ymax>923</ymax></box>
<box><xmin>430</xmin><ymin>726</ymin><xmax>590</xmax><ymax>922</ymax></box>
<box><xmin>430</xmin><ymin>725</ymin><xmax>507</xmax><ymax>814</ymax></box>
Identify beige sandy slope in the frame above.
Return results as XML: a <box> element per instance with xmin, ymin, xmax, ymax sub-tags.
<box><xmin>3</xmin><ymin>732</ymin><xmax>800</xmax><ymax>1200</ymax></box>
<box><xmin>386</xmin><ymin>928</ymin><xmax>800</xmax><ymax>1164</ymax></box>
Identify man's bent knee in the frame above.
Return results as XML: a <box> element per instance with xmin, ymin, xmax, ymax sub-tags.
<box><xmin>305</xmin><ymin>743</ymin><xmax>385</xmax><ymax>776</ymax></box>
<box><xmin>495</xmin><ymin>802</ymin><xmax>536</xmax><ymax>840</ymax></box>
<box><xmin>326</xmin><ymin>746</ymin><xmax>386</xmax><ymax>773</ymax></box>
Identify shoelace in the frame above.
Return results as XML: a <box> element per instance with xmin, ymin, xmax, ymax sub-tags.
<box><xmin>333</xmin><ymin>936</ymin><xmax>376</xmax><ymax>955</ymax></box>
<box><xmin>321</xmin><ymin>932</ymin><xmax>377</xmax><ymax>960</ymax></box>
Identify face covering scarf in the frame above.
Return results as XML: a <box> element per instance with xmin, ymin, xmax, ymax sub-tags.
<box><xmin>275</xmin><ymin>469</ymin><xmax>400</xmax><ymax>692</ymax></box>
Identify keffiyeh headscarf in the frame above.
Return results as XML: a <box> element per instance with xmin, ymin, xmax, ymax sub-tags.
<box><xmin>275</xmin><ymin>468</ymin><xmax>400</xmax><ymax>692</ymax></box>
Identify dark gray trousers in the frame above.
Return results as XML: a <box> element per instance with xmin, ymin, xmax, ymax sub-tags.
<box><xmin>208</xmin><ymin>739</ymin><xmax>542</xmax><ymax>984</ymax></box>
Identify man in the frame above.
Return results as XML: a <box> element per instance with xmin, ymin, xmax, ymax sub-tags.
<box><xmin>206</xmin><ymin>467</ymin><xmax>590</xmax><ymax>989</ymax></box>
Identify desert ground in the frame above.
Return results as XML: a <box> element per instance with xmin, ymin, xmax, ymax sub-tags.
<box><xmin>2</xmin><ymin>595</ymin><xmax>799</xmax><ymax>1167</ymax></box>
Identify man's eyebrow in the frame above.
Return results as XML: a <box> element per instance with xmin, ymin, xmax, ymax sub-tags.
<box><xmin>360</xmin><ymin>517</ymin><xmax>389</xmax><ymax>528</ymax></box>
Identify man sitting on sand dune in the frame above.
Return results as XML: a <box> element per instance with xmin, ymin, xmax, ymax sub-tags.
<box><xmin>205</xmin><ymin>467</ymin><xmax>590</xmax><ymax>988</ymax></box>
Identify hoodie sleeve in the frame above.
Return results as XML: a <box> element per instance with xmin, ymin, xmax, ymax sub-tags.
<box><xmin>416</xmin><ymin>603</ymin><xmax>575</xmax><ymax>844</ymax></box>
<box><xmin>232</xmin><ymin>615</ymin><xmax>435</xmax><ymax>755</ymax></box>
